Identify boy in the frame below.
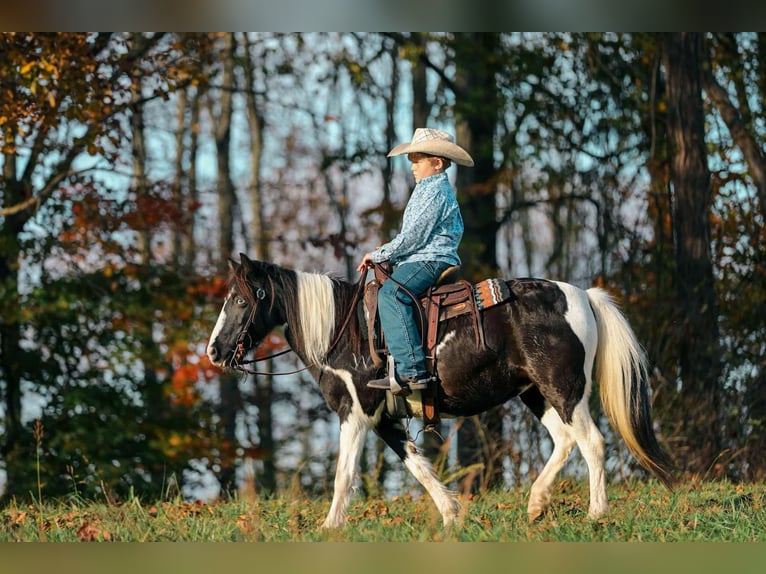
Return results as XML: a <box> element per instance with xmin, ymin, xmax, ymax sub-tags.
<box><xmin>357</xmin><ymin>128</ymin><xmax>473</xmax><ymax>393</ymax></box>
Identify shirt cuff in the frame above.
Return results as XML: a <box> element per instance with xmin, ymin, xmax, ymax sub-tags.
<box><xmin>370</xmin><ymin>248</ymin><xmax>389</xmax><ymax>263</ymax></box>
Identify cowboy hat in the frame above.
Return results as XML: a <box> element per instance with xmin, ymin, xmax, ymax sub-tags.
<box><xmin>387</xmin><ymin>128</ymin><xmax>474</xmax><ymax>167</ymax></box>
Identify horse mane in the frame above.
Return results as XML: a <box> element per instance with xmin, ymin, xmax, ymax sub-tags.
<box><xmin>284</xmin><ymin>271</ymin><xmax>363</xmax><ymax>367</ymax></box>
<box><xmin>232</xmin><ymin>261</ymin><xmax>362</xmax><ymax>367</ymax></box>
<box><xmin>288</xmin><ymin>272</ymin><xmax>336</xmax><ymax>366</ymax></box>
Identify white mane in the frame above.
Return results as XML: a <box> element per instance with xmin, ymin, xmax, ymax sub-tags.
<box><xmin>294</xmin><ymin>271</ymin><xmax>336</xmax><ymax>366</ymax></box>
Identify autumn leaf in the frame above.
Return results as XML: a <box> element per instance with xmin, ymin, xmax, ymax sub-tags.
<box><xmin>77</xmin><ymin>521</ymin><xmax>112</xmax><ymax>541</ymax></box>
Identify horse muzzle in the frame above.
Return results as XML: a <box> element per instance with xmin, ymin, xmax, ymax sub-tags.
<box><xmin>207</xmin><ymin>338</ymin><xmax>250</xmax><ymax>369</ymax></box>
<box><xmin>207</xmin><ymin>342</ymin><xmax>231</xmax><ymax>368</ymax></box>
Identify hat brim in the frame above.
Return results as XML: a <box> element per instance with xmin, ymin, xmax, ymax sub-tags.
<box><xmin>387</xmin><ymin>140</ymin><xmax>474</xmax><ymax>167</ymax></box>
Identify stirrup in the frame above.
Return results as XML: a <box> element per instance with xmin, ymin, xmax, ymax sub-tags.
<box><xmin>367</xmin><ymin>355</ymin><xmax>397</xmax><ymax>390</ymax></box>
<box><xmin>367</xmin><ymin>356</ymin><xmax>430</xmax><ymax>395</ymax></box>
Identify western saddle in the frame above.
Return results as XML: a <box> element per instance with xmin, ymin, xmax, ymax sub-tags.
<box><xmin>363</xmin><ymin>262</ymin><xmax>483</xmax><ymax>427</ymax></box>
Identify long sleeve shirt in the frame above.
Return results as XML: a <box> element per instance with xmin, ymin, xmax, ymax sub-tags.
<box><xmin>370</xmin><ymin>172</ymin><xmax>463</xmax><ymax>267</ymax></box>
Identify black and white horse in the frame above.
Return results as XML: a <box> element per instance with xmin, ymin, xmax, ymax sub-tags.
<box><xmin>206</xmin><ymin>254</ymin><xmax>673</xmax><ymax>528</ymax></box>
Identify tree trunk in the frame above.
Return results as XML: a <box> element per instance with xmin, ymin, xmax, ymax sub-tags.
<box><xmin>171</xmin><ymin>87</ymin><xmax>187</xmax><ymax>272</ymax></box>
<box><xmin>410</xmin><ymin>33</ymin><xmax>429</xmax><ymax>132</ymax></box>
<box><xmin>452</xmin><ymin>33</ymin><xmax>505</xmax><ymax>491</ymax></box>
<box><xmin>186</xmin><ymin>88</ymin><xmax>201</xmax><ymax>270</ymax></box>
<box><xmin>212</xmin><ymin>33</ymin><xmax>241</xmax><ymax>496</ymax></box>
<box><xmin>1</xmin><ymin>141</ymin><xmax>32</xmax><ymax>497</ymax></box>
<box><xmin>661</xmin><ymin>32</ymin><xmax>723</xmax><ymax>474</ymax></box>
<box><xmin>213</xmin><ymin>34</ymin><xmax>237</xmax><ymax>265</ymax></box>
<box><xmin>131</xmin><ymin>85</ymin><xmax>151</xmax><ymax>264</ymax></box>
<box><xmin>0</xmin><ymin>215</ymin><xmax>23</xmax><ymax>490</ymax></box>
<box><xmin>242</xmin><ymin>32</ymin><xmax>276</xmax><ymax>495</ymax></box>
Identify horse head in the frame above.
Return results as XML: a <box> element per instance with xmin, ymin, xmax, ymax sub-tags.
<box><xmin>206</xmin><ymin>253</ymin><xmax>284</xmax><ymax>369</ymax></box>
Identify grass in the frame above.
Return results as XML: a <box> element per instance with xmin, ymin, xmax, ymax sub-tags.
<box><xmin>1</xmin><ymin>478</ymin><xmax>764</xmax><ymax>542</ymax></box>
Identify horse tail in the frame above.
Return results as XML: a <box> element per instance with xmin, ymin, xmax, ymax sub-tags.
<box><xmin>586</xmin><ymin>287</ymin><xmax>675</xmax><ymax>489</ymax></box>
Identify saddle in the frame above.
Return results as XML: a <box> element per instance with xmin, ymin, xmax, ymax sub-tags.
<box><xmin>363</xmin><ymin>263</ymin><xmax>489</xmax><ymax>427</ymax></box>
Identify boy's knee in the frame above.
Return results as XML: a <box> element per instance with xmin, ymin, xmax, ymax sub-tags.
<box><xmin>379</xmin><ymin>282</ymin><xmax>396</xmax><ymax>300</ymax></box>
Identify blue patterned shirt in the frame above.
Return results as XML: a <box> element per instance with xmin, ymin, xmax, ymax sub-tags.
<box><xmin>371</xmin><ymin>172</ymin><xmax>463</xmax><ymax>266</ymax></box>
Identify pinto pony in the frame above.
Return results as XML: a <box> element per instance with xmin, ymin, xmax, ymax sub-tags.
<box><xmin>206</xmin><ymin>254</ymin><xmax>674</xmax><ymax>528</ymax></box>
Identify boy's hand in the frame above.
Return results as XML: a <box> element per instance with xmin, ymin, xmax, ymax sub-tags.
<box><xmin>356</xmin><ymin>253</ymin><xmax>373</xmax><ymax>273</ymax></box>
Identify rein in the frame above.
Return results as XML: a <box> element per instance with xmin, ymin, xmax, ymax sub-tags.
<box><xmin>231</xmin><ymin>267</ymin><xmax>368</xmax><ymax>377</ymax></box>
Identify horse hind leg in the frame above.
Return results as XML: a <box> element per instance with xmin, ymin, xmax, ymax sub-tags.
<box><xmin>526</xmin><ymin>405</ymin><xmax>578</xmax><ymax>522</ymax></box>
<box><xmin>569</xmin><ymin>398</ymin><xmax>608</xmax><ymax>518</ymax></box>
<box><xmin>527</xmin><ymin>401</ymin><xmax>608</xmax><ymax>521</ymax></box>
<box><xmin>375</xmin><ymin>417</ymin><xmax>460</xmax><ymax>527</ymax></box>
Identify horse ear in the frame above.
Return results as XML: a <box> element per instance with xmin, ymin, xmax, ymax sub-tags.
<box><xmin>239</xmin><ymin>253</ymin><xmax>255</xmax><ymax>271</ymax></box>
<box><xmin>227</xmin><ymin>258</ymin><xmax>240</xmax><ymax>274</ymax></box>
<box><xmin>240</xmin><ymin>253</ymin><xmax>272</xmax><ymax>274</ymax></box>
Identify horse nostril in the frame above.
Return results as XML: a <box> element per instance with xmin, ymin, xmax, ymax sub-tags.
<box><xmin>207</xmin><ymin>344</ymin><xmax>219</xmax><ymax>363</ymax></box>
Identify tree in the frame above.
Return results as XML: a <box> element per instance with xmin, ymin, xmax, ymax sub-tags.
<box><xmin>240</xmin><ymin>32</ymin><xmax>275</xmax><ymax>494</ymax></box>
<box><xmin>661</xmin><ymin>33</ymin><xmax>723</xmax><ymax>473</ymax></box>
<box><xmin>701</xmin><ymin>33</ymin><xmax>766</xmax><ymax>476</ymax></box>
<box><xmin>0</xmin><ymin>32</ymin><xmax>216</xmax><ymax>499</ymax></box>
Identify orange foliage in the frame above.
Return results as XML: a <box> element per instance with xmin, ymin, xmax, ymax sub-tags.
<box><xmin>170</xmin><ymin>364</ymin><xmax>200</xmax><ymax>407</ymax></box>
<box><xmin>167</xmin><ymin>352</ymin><xmax>219</xmax><ymax>408</ymax></box>
<box><xmin>255</xmin><ymin>333</ymin><xmax>289</xmax><ymax>359</ymax></box>
<box><xmin>188</xmin><ymin>276</ymin><xmax>230</xmax><ymax>300</ymax></box>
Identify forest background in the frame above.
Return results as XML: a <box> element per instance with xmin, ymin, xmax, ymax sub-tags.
<box><xmin>0</xmin><ymin>32</ymin><xmax>764</xmax><ymax>503</ymax></box>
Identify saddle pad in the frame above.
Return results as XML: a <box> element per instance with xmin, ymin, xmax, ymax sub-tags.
<box><xmin>473</xmin><ymin>278</ymin><xmax>511</xmax><ymax>310</ymax></box>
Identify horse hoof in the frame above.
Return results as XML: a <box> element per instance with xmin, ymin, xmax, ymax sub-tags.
<box><xmin>321</xmin><ymin>517</ymin><xmax>345</xmax><ymax>529</ymax></box>
<box><xmin>527</xmin><ymin>506</ymin><xmax>545</xmax><ymax>523</ymax></box>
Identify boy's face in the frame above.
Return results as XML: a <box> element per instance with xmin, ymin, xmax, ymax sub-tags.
<box><xmin>407</xmin><ymin>153</ymin><xmax>443</xmax><ymax>183</ymax></box>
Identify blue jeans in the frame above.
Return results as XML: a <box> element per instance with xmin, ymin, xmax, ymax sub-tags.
<box><xmin>378</xmin><ymin>261</ymin><xmax>450</xmax><ymax>379</ymax></box>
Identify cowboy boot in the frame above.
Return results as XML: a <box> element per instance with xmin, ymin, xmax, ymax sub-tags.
<box><xmin>367</xmin><ymin>356</ymin><xmax>431</xmax><ymax>394</ymax></box>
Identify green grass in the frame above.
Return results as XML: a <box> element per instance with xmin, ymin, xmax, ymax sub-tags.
<box><xmin>2</xmin><ymin>479</ymin><xmax>764</xmax><ymax>542</ymax></box>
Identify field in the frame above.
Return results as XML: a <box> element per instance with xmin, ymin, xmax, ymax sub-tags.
<box><xmin>2</xmin><ymin>478</ymin><xmax>764</xmax><ymax>542</ymax></box>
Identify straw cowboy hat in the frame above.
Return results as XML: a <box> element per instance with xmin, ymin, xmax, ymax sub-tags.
<box><xmin>387</xmin><ymin>128</ymin><xmax>474</xmax><ymax>167</ymax></box>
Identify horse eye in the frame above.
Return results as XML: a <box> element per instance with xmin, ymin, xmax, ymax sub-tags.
<box><xmin>235</xmin><ymin>297</ymin><xmax>247</xmax><ymax>307</ymax></box>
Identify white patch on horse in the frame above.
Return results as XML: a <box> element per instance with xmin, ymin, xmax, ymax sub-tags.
<box><xmin>549</xmin><ymin>281</ymin><xmax>608</xmax><ymax>518</ymax></box>
<box><xmin>434</xmin><ymin>330</ymin><xmax>456</xmax><ymax>357</ymax></box>
<box><xmin>295</xmin><ymin>271</ymin><xmax>336</xmax><ymax>367</ymax></box>
<box><xmin>321</xmin><ymin>365</ymin><xmax>384</xmax><ymax>528</ymax></box>
<box><xmin>323</xmin><ymin>414</ymin><xmax>368</xmax><ymax>528</ymax></box>
<box><xmin>207</xmin><ymin>291</ymin><xmax>232</xmax><ymax>365</ymax></box>
<box><xmin>553</xmin><ymin>281</ymin><xmax>597</xmax><ymax>389</ymax></box>
<box><xmin>323</xmin><ymin>364</ymin><xmax>384</xmax><ymax>426</ymax></box>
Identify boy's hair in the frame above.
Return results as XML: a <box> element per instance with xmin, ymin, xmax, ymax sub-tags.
<box><xmin>408</xmin><ymin>152</ymin><xmax>452</xmax><ymax>170</ymax></box>
<box><xmin>438</xmin><ymin>156</ymin><xmax>452</xmax><ymax>169</ymax></box>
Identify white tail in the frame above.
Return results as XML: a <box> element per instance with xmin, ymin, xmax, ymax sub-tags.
<box><xmin>587</xmin><ymin>287</ymin><xmax>674</xmax><ymax>487</ymax></box>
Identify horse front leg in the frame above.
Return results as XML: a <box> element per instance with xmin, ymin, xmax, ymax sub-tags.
<box><xmin>322</xmin><ymin>413</ymin><xmax>369</xmax><ymax>529</ymax></box>
<box><xmin>375</xmin><ymin>417</ymin><xmax>460</xmax><ymax>528</ymax></box>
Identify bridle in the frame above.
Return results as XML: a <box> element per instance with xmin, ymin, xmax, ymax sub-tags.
<box><xmin>229</xmin><ymin>267</ymin><xmax>367</xmax><ymax>377</ymax></box>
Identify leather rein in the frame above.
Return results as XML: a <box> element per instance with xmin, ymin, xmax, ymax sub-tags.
<box><xmin>230</xmin><ymin>266</ymin><xmax>368</xmax><ymax>377</ymax></box>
